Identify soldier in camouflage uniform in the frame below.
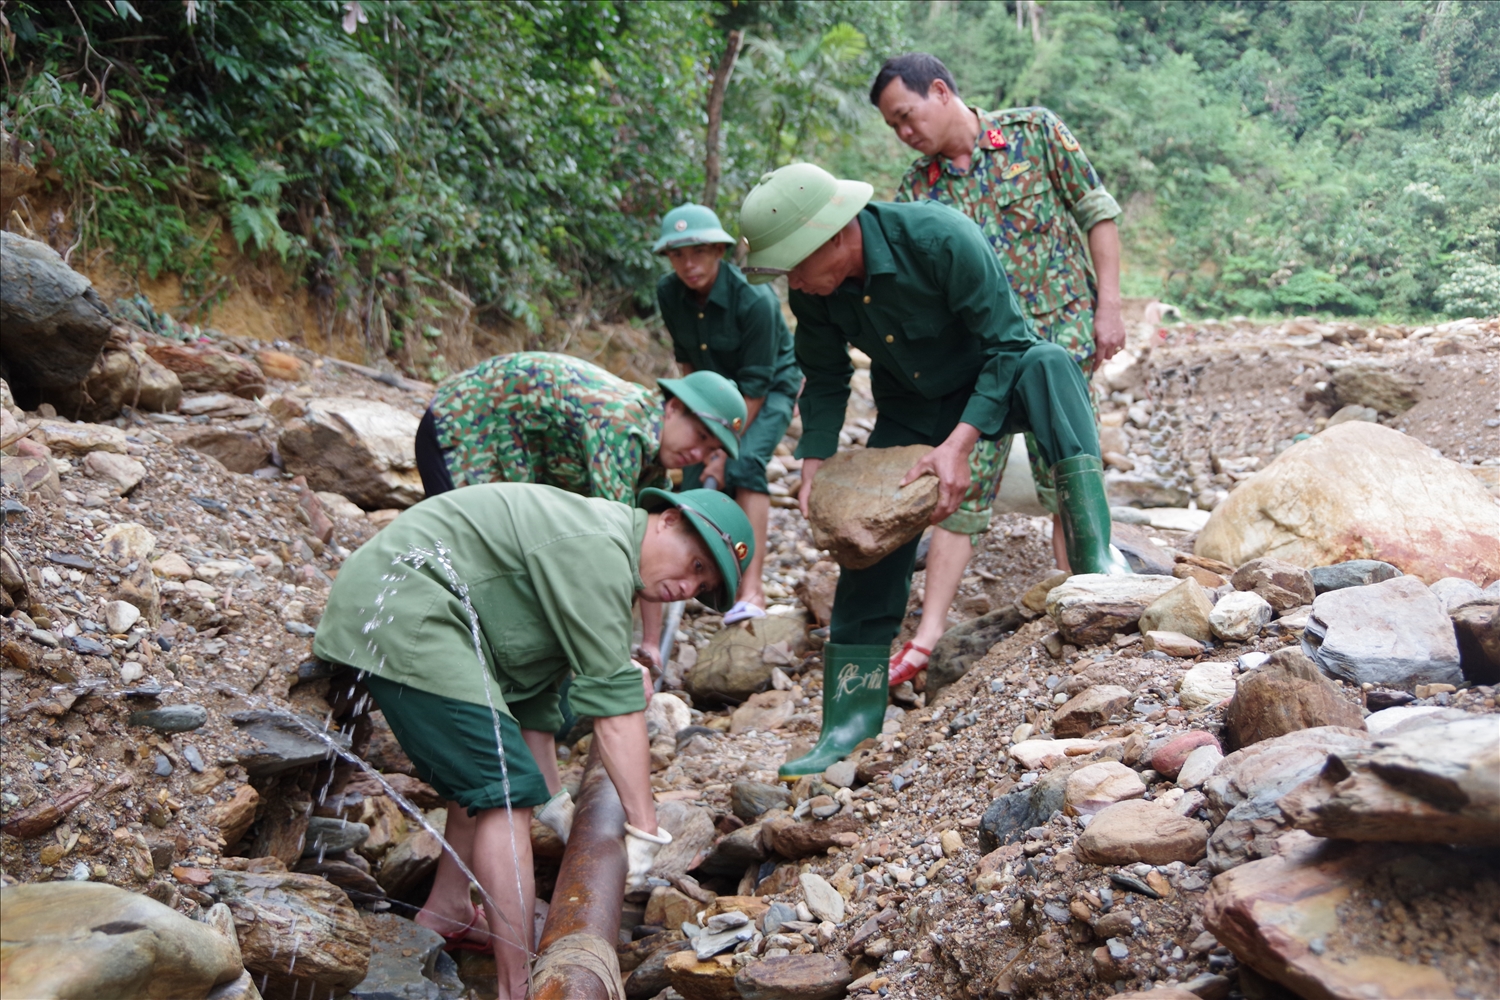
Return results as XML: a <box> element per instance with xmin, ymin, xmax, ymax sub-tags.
<box><xmin>873</xmin><ymin>53</ymin><xmax>1125</xmax><ymax>571</ymax></box>
<box><xmin>416</xmin><ymin>352</ymin><xmax>746</xmax><ymax>505</ymax></box>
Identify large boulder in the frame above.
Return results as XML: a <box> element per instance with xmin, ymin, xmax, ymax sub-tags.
<box><xmin>686</xmin><ymin>616</ymin><xmax>807</xmax><ymax>705</ymax></box>
<box><xmin>0</xmin><ymin>882</ymin><xmax>246</xmax><ymax>999</ymax></box>
<box><xmin>277</xmin><ymin>397</ymin><xmax>424</xmax><ymax>510</ymax></box>
<box><xmin>1203</xmin><ymin>837</ymin><xmax>1495</xmax><ymax>1000</ymax></box>
<box><xmin>1302</xmin><ymin>575</ymin><xmax>1463</xmax><ymax>690</ymax></box>
<box><xmin>0</xmin><ymin>231</ymin><xmax>113</xmax><ymax>405</ymax></box>
<box><xmin>43</xmin><ymin>336</ymin><xmax>184</xmax><ymax>420</ymax></box>
<box><xmin>1202</xmin><ymin>726</ymin><xmax>1370</xmax><ymax>873</ymax></box>
<box><xmin>1328</xmin><ymin>360</ymin><xmax>1418</xmax><ymax>415</ymax></box>
<box><xmin>1280</xmin><ymin>716</ymin><xmax>1499</xmax><ymax>846</ymax></box>
<box><xmin>1044</xmin><ymin>574</ymin><xmax>1180</xmax><ymax>646</ymax></box>
<box><xmin>806</xmin><ymin>445</ymin><xmax>937</xmax><ymax>569</ymax></box>
<box><xmin>1196</xmin><ymin>422</ymin><xmax>1500</xmax><ymax>586</ymax></box>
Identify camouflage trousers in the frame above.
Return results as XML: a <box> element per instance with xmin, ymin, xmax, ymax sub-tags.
<box><xmin>995</xmin><ymin>297</ymin><xmax>1097</xmax><ymax>513</ymax></box>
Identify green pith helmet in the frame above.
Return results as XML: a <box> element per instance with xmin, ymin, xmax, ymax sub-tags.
<box><xmin>653</xmin><ymin>203</ymin><xmax>736</xmax><ymax>254</ymax></box>
<box><xmin>659</xmin><ymin>370</ymin><xmax>746</xmax><ymax>459</ymax></box>
<box><xmin>738</xmin><ymin>162</ymin><xmax>873</xmax><ymax>285</ymax></box>
<box><xmin>637</xmin><ymin>487</ymin><xmax>754</xmax><ymax>612</ymax></box>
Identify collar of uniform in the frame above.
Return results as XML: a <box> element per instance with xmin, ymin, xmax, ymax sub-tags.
<box><xmin>856</xmin><ymin>206</ymin><xmax>896</xmax><ymax>286</ymax></box>
<box><xmin>706</xmin><ymin>262</ymin><xmax>740</xmax><ymax>309</ymax></box>
<box><xmin>672</xmin><ymin>266</ymin><xmax>731</xmax><ymax>312</ymax></box>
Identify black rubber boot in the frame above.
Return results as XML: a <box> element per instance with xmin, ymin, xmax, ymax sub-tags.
<box><xmin>778</xmin><ymin>643</ymin><xmax>889</xmax><ymax>779</ymax></box>
<box><xmin>1053</xmin><ymin>455</ymin><xmax>1132</xmax><ymax>575</ymax></box>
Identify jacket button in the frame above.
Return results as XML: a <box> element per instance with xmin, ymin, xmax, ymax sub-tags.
<box><xmin>700</xmin><ymin>343</ymin><xmax>708</xmax><ymax>351</ymax></box>
<box><xmin>885</xmin><ymin>335</ymin><xmax>894</xmax><ymax>343</ymax></box>
<box><xmin>914</xmin><ymin>372</ymin><xmax>921</xmax><ymax>378</ymax></box>
<box><xmin>697</xmin><ymin>312</ymin><xmax>704</xmax><ymax>319</ymax></box>
<box><xmin>863</xmin><ymin>295</ymin><xmax>871</xmax><ymax>304</ymax></box>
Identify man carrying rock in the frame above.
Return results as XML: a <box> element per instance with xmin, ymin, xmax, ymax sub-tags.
<box><xmin>654</xmin><ymin>203</ymin><xmax>803</xmax><ymax>625</ymax></box>
<box><xmin>873</xmin><ymin>53</ymin><xmax>1125</xmax><ymax>572</ymax></box>
<box><xmin>314</xmin><ymin>482</ymin><xmax>753</xmax><ymax>999</ymax></box>
<box><xmin>737</xmin><ymin>162</ymin><xmax>1127</xmax><ymax>778</ymax></box>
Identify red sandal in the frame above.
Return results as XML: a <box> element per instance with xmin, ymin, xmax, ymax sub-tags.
<box><xmin>888</xmin><ymin>641</ymin><xmax>932</xmax><ymax>688</ymax></box>
<box><xmin>437</xmin><ymin>903</ymin><xmax>491</xmax><ymax>953</ymax></box>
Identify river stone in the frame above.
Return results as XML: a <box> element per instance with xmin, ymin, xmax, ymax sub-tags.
<box><xmin>277</xmin><ymin>397</ymin><xmax>424</xmax><ymax>510</ymax></box>
<box><xmin>1075</xmin><ymin>800</ymin><xmax>1208</xmax><ymax>865</ymax></box>
<box><xmin>1195</xmin><ymin>422</ymin><xmax>1500</xmax><ymax>586</ymax></box>
<box><xmin>1229</xmin><ymin>557</ymin><xmax>1315</xmax><ymax>614</ymax></box>
<box><xmin>649</xmin><ymin>801</ymin><xmax>717</xmax><ymax>882</ymax></box>
<box><xmin>348</xmin><ymin>912</ymin><xmax>454</xmax><ymax>1000</ymax></box>
<box><xmin>1052</xmin><ymin>686</ymin><xmax>1132</xmax><ymax>738</ymax></box>
<box><xmin>730</xmin><ymin>689</ymin><xmax>795</xmax><ymax>734</ymax></box>
<box><xmin>1280</xmin><ymin>716</ymin><xmax>1499</xmax><ymax>846</ymax></box>
<box><xmin>100</xmin><ymin>522</ymin><xmax>157</xmax><ymax>565</ymax></box>
<box><xmin>762</xmin><ymin>812</ymin><xmax>860</xmax><ymax>860</ymax></box>
<box><xmin>210</xmin><ymin>868</ymin><xmax>370</xmax><ymax>995</ymax></box>
<box><xmin>1178</xmin><ymin>661</ymin><xmax>1236</xmax><ymax>710</ymax></box>
<box><xmin>145</xmin><ymin>342</ymin><xmax>266</xmax><ymax>399</ymax></box>
<box><xmin>1150</xmin><ymin>731</ymin><xmax>1221</xmax><ymax>780</ymax></box>
<box><xmin>1330</xmin><ymin>361</ymin><xmax>1418</xmax><ymax>415</ymax></box>
<box><xmin>1208</xmin><ymin>590</ymin><xmax>1271</xmax><ymax>641</ymax></box>
<box><xmin>730</xmin><ymin>781</ymin><xmax>792</xmax><ymax>822</ymax></box>
<box><xmin>664</xmin><ymin>950</ymin><xmax>739</xmax><ymax>1000</ymax></box>
<box><xmin>304</xmin><ymin>817</ymin><xmax>371</xmax><ymax>856</ymax></box>
<box><xmin>0</xmin><ymin>231</ymin><xmax>113</xmax><ymax>399</ymax></box>
<box><xmin>103</xmin><ymin>599</ymin><xmax>143</xmax><ymax>634</ymax></box>
<box><xmin>697</xmin><ymin>821</ymin><xmax>768</xmax><ymax>876</ymax></box>
<box><xmin>795</xmin><ymin>559</ymin><xmax>839</xmax><ymax>628</ymax></box>
<box><xmin>84</xmin><ymin>451</ymin><xmax>147</xmax><ymax>495</ymax></box>
<box><xmin>734</xmin><ymin>954</ymin><xmax>853</xmax><ymax>1000</ymax></box>
<box><xmin>1064</xmin><ymin>761</ymin><xmax>1145</xmax><ymax>816</ymax></box>
<box><xmin>1309</xmin><ymin>559</ymin><xmax>1402</xmax><ymax>594</ymax></box>
<box><xmin>1223</xmin><ymin>648</ymin><xmax>1365</xmax><ymax>751</ymax></box>
<box><xmin>686</xmin><ymin>616</ymin><xmax>807</xmax><ymax>705</ymax></box>
<box><xmin>1203</xmin><ymin>838</ymin><xmax>1495</xmax><ymax>1000</ymax></box>
<box><xmin>1138</xmin><ymin>578</ymin><xmax>1214</xmax><ymax>642</ymax></box>
<box><xmin>926</xmin><ymin>605</ymin><xmax>1030</xmax><ymax>697</ymax></box>
<box><xmin>1202</xmin><ymin>726</ymin><xmax>1371</xmax><ymax>873</ymax></box>
<box><xmin>1008</xmin><ymin>738</ymin><xmax>1100</xmax><ymax>770</ymax></box>
<box><xmin>798</xmin><ymin>872</ymin><xmax>844</xmax><ymax>923</ymax></box>
<box><xmin>646</xmin><ymin>691</ymin><xmax>691</xmax><ymax>741</ymax></box>
<box><xmin>129</xmin><ymin>704</ymin><xmax>209</xmax><ymax>733</ymax></box>
<box><xmin>0</xmin><ymin>882</ymin><xmax>244</xmax><ymax>999</ymax></box>
<box><xmin>0</xmin><ymin>454</ymin><xmax>61</xmax><ymax>498</ymax></box>
<box><xmin>1452</xmin><ymin>601</ymin><xmax>1500</xmax><ymax>685</ymax></box>
<box><xmin>806</xmin><ymin>445</ymin><xmax>938</xmax><ymax>570</ymax></box>
<box><xmin>1142</xmin><ymin>630</ymin><xmax>1204</xmax><ymax>658</ymax></box>
<box><xmin>230</xmin><ymin>710</ymin><xmax>351</xmax><ymax>777</ymax></box>
<box><xmin>1174</xmin><ymin>745</ymin><xmax>1223</xmax><ymax>790</ymax></box>
<box><xmin>376</xmin><ymin>818</ymin><xmax>445</xmax><ymax>899</ymax></box>
<box><xmin>1429</xmin><ymin>576</ymin><xmax>1485</xmax><ymax>613</ymax></box>
<box><xmin>1302</xmin><ymin>575</ymin><xmax>1462</xmax><ymax>690</ymax></box>
<box><xmin>1046</xmin><ymin>574</ymin><xmax>1181</xmax><ymax>646</ymax></box>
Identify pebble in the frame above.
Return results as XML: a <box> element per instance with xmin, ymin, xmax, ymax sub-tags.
<box><xmin>70</xmin><ymin>635</ymin><xmax>111</xmax><ymax>656</ymax></box>
<box><xmin>129</xmin><ymin>705</ymin><xmax>209</xmax><ymax>733</ymax></box>
<box><xmin>182</xmin><ymin>745</ymin><xmax>206</xmax><ymax>773</ymax></box>
<box><xmin>120</xmin><ymin>662</ymin><xmax>145</xmax><ymax>684</ymax></box>
<box><xmin>154</xmin><ymin>754</ymin><xmax>174</xmax><ymax>776</ymax></box>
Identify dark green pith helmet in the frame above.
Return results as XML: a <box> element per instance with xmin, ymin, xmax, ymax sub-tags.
<box><xmin>653</xmin><ymin>203</ymin><xmax>736</xmax><ymax>254</ymax></box>
<box><xmin>637</xmin><ymin>487</ymin><xmax>754</xmax><ymax>612</ymax></box>
<box><xmin>659</xmin><ymin>370</ymin><xmax>747</xmax><ymax>459</ymax></box>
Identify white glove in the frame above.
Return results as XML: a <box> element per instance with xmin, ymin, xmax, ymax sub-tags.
<box><xmin>536</xmin><ymin>789</ymin><xmax>574</xmax><ymax>845</ymax></box>
<box><xmin>623</xmin><ymin>822</ymin><xmax>672</xmax><ymax>892</ymax></box>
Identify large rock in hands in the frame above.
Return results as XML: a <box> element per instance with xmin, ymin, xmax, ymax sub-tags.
<box><xmin>807</xmin><ymin>445</ymin><xmax>937</xmax><ymax>570</ymax></box>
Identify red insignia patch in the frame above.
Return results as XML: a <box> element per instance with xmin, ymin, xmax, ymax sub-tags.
<box><xmin>927</xmin><ymin>161</ymin><xmax>941</xmax><ymax>186</ymax></box>
<box><xmin>734</xmin><ymin>541</ymin><xmax>749</xmax><ymax>561</ymax></box>
<box><xmin>985</xmin><ymin>128</ymin><xmax>1007</xmax><ymax>149</ymax></box>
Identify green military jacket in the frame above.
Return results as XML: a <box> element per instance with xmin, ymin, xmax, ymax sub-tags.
<box><xmin>313</xmin><ymin>484</ymin><xmax>648</xmax><ymax>727</ymax></box>
<box><xmin>897</xmin><ymin>106</ymin><xmax>1121</xmax><ymax>318</ymax></box>
<box><xmin>790</xmin><ymin>201</ymin><xmax>1040</xmax><ymax>460</ymax></box>
<box><xmin>428</xmin><ymin>352</ymin><xmax>669</xmax><ymax>504</ymax></box>
<box><xmin>657</xmin><ymin>262</ymin><xmax>801</xmax><ymax>400</ymax></box>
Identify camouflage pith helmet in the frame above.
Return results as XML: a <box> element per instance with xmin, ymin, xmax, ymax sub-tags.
<box><xmin>653</xmin><ymin>204</ymin><xmax>736</xmax><ymax>254</ymax></box>
<box><xmin>637</xmin><ymin>487</ymin><xmax>754</xmax><ymax>612</ymax></box>
<box><xmin>738</xmin><ymin>163</ymin><xmax>872</xmax><ymax>284</ymax></box>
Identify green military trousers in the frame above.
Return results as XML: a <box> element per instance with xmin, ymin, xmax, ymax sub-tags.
<box><xmin>829</xmin><ymin>341</ymin><xmax>1099</xmax><ymax>647</ymax></box>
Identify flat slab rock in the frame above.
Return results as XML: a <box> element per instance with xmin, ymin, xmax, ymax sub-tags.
<box><xmin>1052</xmin><ymin>685</ymin><xmax>1132</xmax><ymax>738</ymax></box>
<box><xmin>806</xmin><ymin>445</ymin><xmax>938</xmax><ymax>570</ymax></box>
<box><xmin>1045</xmin><ymin>574</ymin><xmax>1181</xmax><ymax>646</ymax></box>
<box><xmin>1075</xmin><ymin>799</ymin><xmax>1208</xmax><ymax>866</ymax></box>
<box><xmin>1203</xmin><ymin>836</ymin><xmax>1499</xmax><ymax>1000</ymax></box>
<box><xmin>1281</xmin><ymin>716</ymin><xmax>1499</xmax><ymax>847</ymax></box>
<box><xmin>734</xmin><ymin>954</ymin><xmax>853</xmax><ymax>1000</ymax></box>
<box><xmin>1303</xmin><ymin>575</ymin><xmax>1463</xmax><ymax>691</ymax></box>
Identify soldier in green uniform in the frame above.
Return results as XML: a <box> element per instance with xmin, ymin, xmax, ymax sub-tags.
<box><xmin>653</xmin><ymin>203</ymin><xmax>803</xmax><ymax>625</ymax></box>
<box><xmin>873</xmin><ymin>53</ymin><xmax>1125</xmax><ymax>578</ymax></box>
<box><xmin>416</xmin><ymin>351</ymin><xmax>746</xmax><ymax>505</ymax></box>
<box><xmin>737</xmin><ymin>162</ymin><xmax>1128</xmax><ymax>778</ymax></box>
<box><xmin>315</xmin><ymin>483</ymin><xmax>753</xmax><ymax>999</ymax></box>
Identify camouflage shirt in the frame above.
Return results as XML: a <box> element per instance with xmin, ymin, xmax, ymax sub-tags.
<box><xmin>896</xmin><ymin>106</ymin><xmax>1121</xmax><ymax>318</ymax></box>
<box><xmin>427</xmin><ymin>352</ymin><xmax>669</xmax><ymax>504</ymax></box>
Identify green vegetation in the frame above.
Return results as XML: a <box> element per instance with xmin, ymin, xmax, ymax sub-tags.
<box><xmin>2</xmin><ymin>0</ymin><xmax>1495</xmax><ymax>362</ymax></box>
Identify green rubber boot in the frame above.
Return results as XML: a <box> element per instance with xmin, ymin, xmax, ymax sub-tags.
<box><xmin>1053</xmin><ymin>455</ymin><xmax>1133</xmax><ymax>576</ymax></box>
<box><xmin>779</xmin><ymin>643</ymin><xmax>889</xmax><ymax>779</ymax></box>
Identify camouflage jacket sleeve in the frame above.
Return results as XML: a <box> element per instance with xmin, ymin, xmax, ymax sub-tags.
<box><xmin>1036</xmin><ymin>109</ymin><xmax>1121</xmax><ymax>233</ymax></box>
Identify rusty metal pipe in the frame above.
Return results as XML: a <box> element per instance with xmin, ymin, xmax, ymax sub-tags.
<box><xmin>527</xmin><ymin>747</ymin><xmax>627</xmax><ymax>999</ymax></box>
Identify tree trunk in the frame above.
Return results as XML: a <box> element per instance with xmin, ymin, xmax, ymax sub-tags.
<box><xmin>702</xmin><ymin>29</ymin><xmax>744</xmax><ymax>209</ymax></box>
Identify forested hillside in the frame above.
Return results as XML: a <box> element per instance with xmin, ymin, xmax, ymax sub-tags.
<box><xmin>2</xmin><ymin>0</ymin><xmax>1496</xmax><ymax>370</ymax></box>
